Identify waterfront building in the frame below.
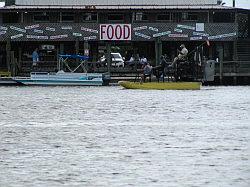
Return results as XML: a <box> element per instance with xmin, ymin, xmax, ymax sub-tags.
<box><xmin>0</xmin><ymin>0</ymin><xmax>249</xmax><ymax>84</ymax></box>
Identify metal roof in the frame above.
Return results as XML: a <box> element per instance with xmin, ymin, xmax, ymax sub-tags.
<box><xmin>14</xmin><ymin>0</ymin><xmax>219</xmax><ymax>6</ymax></box>
<box><xmin>1</xmin><ymin>5</ymin><xmax>234</xmax><ymax>10</ymax></box>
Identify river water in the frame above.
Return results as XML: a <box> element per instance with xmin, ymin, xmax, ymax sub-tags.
<box><xmin>0</xmin><ymin>86</ymin><xmax>249</xmax><ymax>187</ymax></box>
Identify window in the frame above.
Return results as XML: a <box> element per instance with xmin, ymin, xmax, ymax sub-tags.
<box><xmin>135</xmin><ymin>12</ymin><xmax>148</xmax><ymax>21</ymax></box>
<box><xmin>2</xmin><ymin>13</ymin><xmax>19</xmax><ymax>23</ymax></box>
<box><xmin>182</xmin><ymin>13</ymin><xmax>198</xmax><ymax>21</ymax></box>
<box><xmin>33</xmin><ymin>12</ymin><xmax>50</xmax><ymax>22</ymax></box>
<box><xmin>83</xmin><ymin>13</ymin><xmax>97</xmax><ymax>22</ymax></box>
<box><xmin>108</xmin><ymin>14</ymin><xmax>124</xmax><ymax>21</ymax></box>
<box><xmin>62</xmin><ymin>12</ymin><xmax>74</xmax><ymax>22</ymax></box>
<box><xmin>157</xmin><ymin>13</ymin><xmax>171</xmax><ymax>21</ymax></box>
<box><xmin>213</xmin><ymin>12</ymin><xmax>235</xmax><ymax>23</ymax></box>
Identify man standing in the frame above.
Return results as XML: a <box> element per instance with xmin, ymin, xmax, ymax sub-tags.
<box><xmin>32</xmin><ymin>48</ymin><xmax>39</xmax><ymax>67</ymax></box>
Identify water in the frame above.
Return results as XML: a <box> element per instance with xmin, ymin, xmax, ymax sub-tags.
<box><xmin>0</xmin><ymin>86</ymin><xmax>249</xmax><ymax>187</ymax></box>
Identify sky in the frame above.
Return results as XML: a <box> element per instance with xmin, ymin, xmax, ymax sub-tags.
<box><xmin>0</xmin><ymin>0</ymin><xmax>249</xmax><ymax>9</ymax></box>
<box><xmin>223</xmin><ymin>0</ymin><xmax>250</xmax><ymax>9</ymax></box>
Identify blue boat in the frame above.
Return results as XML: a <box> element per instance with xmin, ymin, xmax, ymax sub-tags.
<box><xmin>13</xmin><ymin>54</ymin><xmax>110</xmax><ymax>86</ymax></box>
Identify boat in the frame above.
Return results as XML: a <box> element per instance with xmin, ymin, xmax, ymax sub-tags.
<box><xmin>118</xmin><ymin>81</ymin><xmax>201</xmax><ymax>90</ymax></box>
<box><xmin>13</xmin><ymin>54</ymin><xmax>110</xmax><ymax>86</ymax></box>
<box><xmin>13</xmin><ymin>71</ymin><xmax>109</xmax><ymax>86</ymax></box>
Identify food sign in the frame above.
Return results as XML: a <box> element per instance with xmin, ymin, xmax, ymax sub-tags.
<box><xmin>100</xmin><ymin>24</ymin><xmax>131</xmax><ymax>41</ymax></box>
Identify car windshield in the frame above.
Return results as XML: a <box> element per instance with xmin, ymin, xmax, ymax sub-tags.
<box><xmin>112</xmin><ymin>54</ymin><xmax>122</xmax><ymax>58</ymax></box>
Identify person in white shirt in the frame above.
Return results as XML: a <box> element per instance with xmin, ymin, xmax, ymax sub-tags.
<box><xmin>139</xmin><ymin>56</ymin><xmax>148</xmax><ymax>66</ymax></box>
<box><xmin>169</xmin><ymin>44</ymin><xmax>188</xmax><ymax>67</ymax></box>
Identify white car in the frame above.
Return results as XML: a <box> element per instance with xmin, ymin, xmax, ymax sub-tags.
<box><xmin>99</xmin><ymin>53</ymin><xmax>125</xmax><ymax>67</ymax></box>
<box><xmin>111</xmin><ymin>53</ymin><xmax>124</xmax><ymax>67</ymax></box>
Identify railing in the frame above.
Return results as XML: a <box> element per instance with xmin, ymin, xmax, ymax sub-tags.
<box><xmin>215</xmin><ymin>61</ymin><xmax>250</xmax><ymax>76</ymax></box>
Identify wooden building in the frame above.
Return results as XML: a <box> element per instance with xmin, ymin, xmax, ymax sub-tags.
<box><xmin>0</xmin><ymin>0</ymin><xmax>249</xmax><ymax>84</ymax></box>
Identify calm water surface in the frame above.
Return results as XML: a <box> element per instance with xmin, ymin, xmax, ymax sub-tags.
<box><xmin>0</xmin><ymin>86</ymin><xmax>249</xmax><ymax>187</ymax></box>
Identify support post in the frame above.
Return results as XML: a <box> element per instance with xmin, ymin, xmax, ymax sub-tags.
<box><xmin>219</xmin><ymin>60</ymin><xmax>223</xmax><ymax>85</ymax></box>
<box><xmin>155</xmin><ymin>38</ymin><xmax>162</xmax><ymax>66</ymax></box>
<box><xmin>18</xmin><ymin>46</ymin><xmax>22</xmax><ymax>74</ymax></box>
<box><xmin>6</xmin><ymin>40</ymin><xmax>11</xmax><ymax>73</ymax></box>
<box><xmin>10</xmin><ymin>51</ymin><xmax>15</xmax><ymax>76</ymax></box>
<box><xmin>106</xmin><ymin>42</ymin><xmax>111</xmax><ymax>73</ymax></box>
<box><xmin>59</xmin><ymin>43</ymin><xmax>65</xmax><ymax>71</ymax></box>
<box><xmin>75</xmin><ymin>39</ymin><xmax>79</xmax><ymax>54</ymax></box>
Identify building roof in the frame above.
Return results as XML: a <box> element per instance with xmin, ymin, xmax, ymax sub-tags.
<box><xmin>1</xmin><ymin>5</ymin><xmax>235</xmax><ymax>10</ymax></box>
<box><xmin>13</xmin><ymin>0</ymin><xmax>219</xmax><ymax>6</ymax></box>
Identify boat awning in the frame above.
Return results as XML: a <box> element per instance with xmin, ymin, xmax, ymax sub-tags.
<box><xmin>59</xmin><ymin>54</ymin><xmax>89</xmax><ymax>61</ymax></box>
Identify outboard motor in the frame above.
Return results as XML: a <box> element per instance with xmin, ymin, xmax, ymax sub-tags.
<box><xmin>204</xmin><ymin>60</ymin><xmax>215</xmax><ymax>82</ymax></box>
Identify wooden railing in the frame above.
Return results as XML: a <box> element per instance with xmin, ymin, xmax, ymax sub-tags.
<box><xmin>215</xmin><ymin>61</ymin><xmax>250</xmax><ymax>76</ymax></box>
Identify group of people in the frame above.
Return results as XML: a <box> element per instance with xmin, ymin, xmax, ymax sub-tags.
<box><xmin>140</xmin><ymin>44</ymin><xmax>188</xmax><ymax>82</ymax></box>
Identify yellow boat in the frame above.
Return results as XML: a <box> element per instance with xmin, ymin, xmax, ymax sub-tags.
<box><xmin>118</xmin><ymin>81</ymin><xmax>201</xmax><ymax>90</ymax></box>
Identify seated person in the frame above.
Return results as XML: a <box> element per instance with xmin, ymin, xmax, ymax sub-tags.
<box><xmin>169</xmin><ymin>44</ymin><xmax>188</xmax><ymax>68</ymax></box>
<box><xmin>139</xmin><ymin>56</ymin><xmax>148</xmax><ymax>66</ymax></box>
<box><xmin>140</xmin><ymin>62</ymin><xmax>152</xmax><ymax>83</ymax></box>
<box><xmin>153</xmin><ymin>55</ymin><xmax>168</xmax><ymax>80</ymax></box>
<box><xmin>126</xmin><ymin>55</ymin><xmax>135</xmax><ymax>66</ymax></box>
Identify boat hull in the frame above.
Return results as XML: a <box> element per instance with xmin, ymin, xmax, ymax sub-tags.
<box><xmin>15</xmin><ymin>79</ymin><xmax>103</xmax><ymax>86</ymax></box>
<box><xmin>118</xmin><ymin>81</ymin><xmax>201</xmax><ymax>90</ymax></box>
<box><xmin>13</xmin><ymin>72</ymin><xmax>106</xmax><ymax>86</ymax></box>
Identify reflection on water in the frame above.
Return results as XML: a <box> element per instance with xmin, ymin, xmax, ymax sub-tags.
<box><xmin>0</xmin><ymin>86</ymin><xmax>250</xmax><ymax>187</ymax></box>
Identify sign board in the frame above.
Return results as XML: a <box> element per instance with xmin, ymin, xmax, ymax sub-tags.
<box><xmin>100</xmin><ymin>24</ymin><xmax>131</xmax><ymax>41</ymax></box>
<box><xmin>84</xmin><ymin>49</ymin><xmax>89</xmax><ymax>56</ymax></box>
<box><xmin>196</xmin><ymin>23</ymin><xmax>205</xmax><ymax>32</ymax></box>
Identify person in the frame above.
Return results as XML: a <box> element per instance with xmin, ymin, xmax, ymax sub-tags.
<box><xmin>140</xmin><ymin>62</ymin><xmax>152</xmax><ymax>83</ymax></box>
<box><xmin>139</xmin><ymin>55</ymin><xmax>147</xmax><ymax>66</ymax></box>
<box><xmin>169</xmin><ymin>44</ymin><xmax>188</xmax><ymax>68</ymax></box>
<box><xmin>153</xmin><ymin>55</ymin><xmax>168</xmax><ymax>81</ymax></box>
<box><xmin>126</xmin><ymin>54</ymin><xmax>135</xmax><ymax>66</ymax></box>
<box><xmin>32</xmin><ymin>48</ymin><xmax>39</xmax><ymax>66</ymax></box>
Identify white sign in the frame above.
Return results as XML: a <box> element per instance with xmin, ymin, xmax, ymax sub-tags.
<box><xmin>169</xmin><ymin>34</ymin><xmax>188</xmax><ymax>38</ymax></box>
<box><xmin>193</xmin><ymin>32</ymin><xmax>209</xmax><ymax>37</ymax></box>
<box><xmin>84</xmin><ymin>36</ymin><xmax>97</xmax><ymax>40</ymax></box>
<box><xmin>10</xmin><ymin>26</ymin><xmax>26</xmax><ymax>33</ymax></box>
<box><xmin>135</xmin><ymin>32</ymin><xmax>151</xmax><ymax>39</ymax></box>
<box><xmin>208</xmin><ymin>32</ymin><xmax>237</xmax><ymax>40</ymax></box>
<box><xmin>190</xmin><ymin>36</ymin><xmax>202</xmax><ymax>41</ymax></box>
<box><xmin>27</xmin><ymin>35</ymin><xmax>49</xmax><ymax>40</ymax></box>
<box><xmin>148</xmin><ymin>27</ymin><xmax>159</xmax><ymax>32</ymax></box>
<box><xmin>0</xmin><ymin>31</ymin><xmax>6</xmax><ymax>35</ymax></box>
<box><xmin>0</xmin><ymin>26</ymin><xmax>8</xmax><ymax>31</ymax></box>
<box><xmin>177</xmin><ymin>24</ymin><xmax>195</xmax><ymax>30</ymax></box>
<box><xmin>100</xmin><ymin>24</ymin><xmax>131</xmax><ymax>41</ymax></box>
<box><xmin>11</xmin><ymin>34</ymin><xmax>23</xmax><ymax>39</ymax></box>
<box><xmin>81</xmin><ymin>27</ymin><xmax>98</xmax><ymax>34</ymax></box>
<box><xmin>153</xmin><ymin>31</ymin><xmax>171</xmax><ymax>38</ymax></box>
<box><xmin>46</xmin><ymin>27</ymin><xmax>56</xmax><ymax>32</ymax></box>
<box><xmin>34</xmin><ymin>29</ymin><xmax>44</xmax><ymax>34</ymax></box>
<box><xmin>73</xmin><ymin>33</ymin><xmax>82</xmax><ymax>37</ymax></box>
<box><xmin>84</xmin><ymin>49</ymin><xmax>89</xmax><ymax>55</ymax></box>
<box><xmin>25</xmin><ymin>24</ymin><xmax>40</xmax><ymax>30</ymax></box>
<box><xmin>61</xmin><ymin>26</ymin><xmax>72</xmax><ymax>30</ymax></box>
<box><xmin>196</xmin><ymin>23</ymin><xmax>205</xmax><ymax>32</ymax></box>
<box><xmin>133</xmin><ymin>26</ymin><xmax>147</xmax><ymax>31</ymax></box>
<box><xmin>50</xmin><ymin>34</ymin><xmax>68</xmax><ymax>39</ymax></box>
<box><xmin>174</xmin><ymin>28</ymin><xmax>183</xmax><ymax>33</ymax></box>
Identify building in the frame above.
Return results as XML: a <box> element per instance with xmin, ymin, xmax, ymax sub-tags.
<box><xmin>0</xmin><ymin>0</ymin><xmax>250</xmax><ymax>84</ymax></box>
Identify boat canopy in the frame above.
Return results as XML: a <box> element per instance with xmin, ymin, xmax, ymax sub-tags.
<box><xmin>59</xmin><ymin>54</ymin><xmax>89</xmax><ymax>61</ymax></box>
<box><xmin>58</xmin><ymin>54</ymin><xmax>89</xmax><ymax>73</ymax></box>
